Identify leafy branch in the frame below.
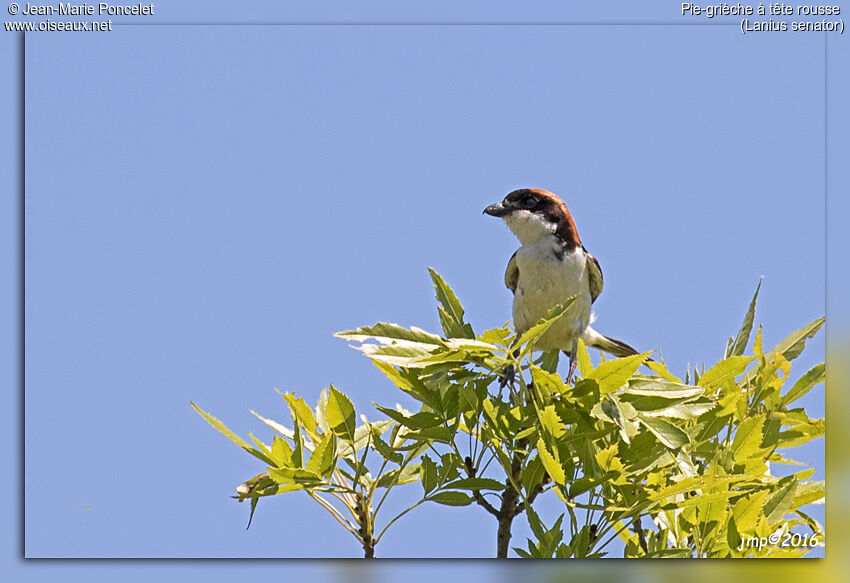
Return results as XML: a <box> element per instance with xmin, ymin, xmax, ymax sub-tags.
<box><xmin>194</xmin><ymin>270</ymin><xmax>824</xmax><ymax>558</ymax></box>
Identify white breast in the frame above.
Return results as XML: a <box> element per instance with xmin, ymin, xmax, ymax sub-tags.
<box><xmin>512</xmin><ymin>238</ymin><xmax>592</xmax><ymax>352</ymax></box>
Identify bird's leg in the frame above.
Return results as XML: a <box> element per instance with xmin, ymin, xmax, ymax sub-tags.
<box><xmin>564</xmin><ymin>342</ymin><xmax>578</xmax><ymax>385</ymax></box>
<box><xmin>498</xmin><ymin>347</ymin><xmax>521</xmax><ymax>389</ymax></box>
<box><xmin>498</xmin><ymin>365</ymin><xmax>515</xmax><ymax>390</ymax></box>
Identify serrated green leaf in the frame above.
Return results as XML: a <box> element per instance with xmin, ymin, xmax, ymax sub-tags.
<box><xmin>733</xmin><ymin>490</ymin><xmax>768</xmax><ymax>532</ymax></box>
<box><xmin>443</xmin><ymin>477</ymin><xmax>506</xmax><ymax>491</ymax></box>
<box><xmin>517</xmin><ymin>300</ymin><xmax>575</xmax><ymax>356</ymax></box>
<box><xmin>249</xmin><ymin>411</ymin><xmax>294</xmax><ymax>440</ymax></box>
<box><xmin>334</xmin><ymin>322</ymin><xmax>444</xmax><ymax>345</ymax></box>
<box><xmin>191</xmin><ymin>402</ymin><xmax>276</xmax><ymax>466</ymax></box>
<box><xmin>315</xmin><ymin>388</ymin><xmax>330</xmax><ymax>435</ymax></box>
<box><xmin>325</xmin><ymin>385</ymin><xmax>356</xmax><ymax>444</ymax></box>
<box><xmin>637</xmin><ymin>414</ymin><xmax>690</xmax><ymax>449</ymax></box>
<box><xmin>780</xmin><ymin>363</ymin><xmax>825</xmax><ymax>407</ymax></box>
<box><xmin>729</xmin><ymin>279</ymin><xmax>762</xmax><ymax>357</ymax></box>
<box><xmin>403</xmin><ymin>425</ymin><xmax>456</xmax><ymax>444</ymax></box>
<box><xmin>589</xmin><ymin>352</ymin><xmax>651</xmax><ymax>395</ymax></box>
<box><xmin>521</xmin><ymin>455</ymin><xmax>546</xmax><ymax>494</ymax></box>
<box><xmin>429</xmin><ymin>267</ymin><xmax>475</xmax><ymax>339</ymax></box>
<box><xmin>372</xmin><ymin>362</ymin><xmax>441</xmax><ymax>411</ymax></box>
<box><xmin>371</xmin><ymin>429</ymin><xmax>403</xmax><ymax>464</ymax></box>
<box><xmin>576</xmin><ymin>338</ymin><xmax>593</xmax><ymax>378</ymax></box>
<box><xmin>764</xmin><ymin>479</ymin><xmax>797</xmax><ymax>525</ymax></box>
<box><xmin>374</xmin><ymin>405</ymin><xmax>442</xmax><ymax>430</ymax></box>
<box><xmin>538</xmin><ymin>404</ymin><xmax>567</xmax><ymax>438</ymax></box>
<box><xmin>727</xmin><ymin>516</ymin><xmax>742</xmax><ymax>553</ymax></box>
<box><xmin>280</xmin><ymin>392</ymin><xmax>319</xmax><ymax>441</ymax></box>
<box><xmin>270</xmin><ymin>436</ymin><xmax>293</xmax><ymax>468</ymax></box>
<box><xmin>731</xmin><ymin>414</ymin><xmax>765</xmax><ymax>463</ymax></box>
<box><xmin>530</xmin><ymin>366</ymin><xmax>568</xmax><ymax>396</ymax></box>
<box><xmin>698</xmin><ymin>356</ymin><xmax>756</xmax><ymax>388</ymax></box>
<box><xmin>791</xmin><ymin>480</ymin><xmax>824</xmax><ymax>507</ymax></box>
<box><xmin>744</xmin><ymin>318</ymin><xmax>824</xmax><ymax>384</ymax></box>
<box><xmin>536</xmin><ymin>437</ymin><xmax>566</xmax><ymax>485</ymax></box>
<box><xmin>305</xmin><ymin>434</ymin><xmax>336</xmax><ymax>477</ymax></box>
<box><xmin>421</xmin><ymin>455</ymin><xmax>438</xmax><ymax>494</ymax></box>
<box><xmin>428</xmin><ymin>491</ymin><xmax>473</xmax><ymax>506</ymax></box>
<box><xmin>635</xmin><ymin>400</ymin><xmax>714</xmax><ymax>420</ymax></box>
<box><xmin>268</xmin><ymin>467</ymin><xmax>322</xmax><ymax>486</ymax></box>
<box><xmin>353</xmin><ymin>339</ymin><xmax>441</xmax><ymax>367</ymax></box>
<box><xmin>623</xmin><ymin>379</ymin><xmax>704</xmax><ymax>399</ymax></box>
<box><xmin>376</xmin><ymin>463</ymin><xmax>421</xmax><ymax>488</ymax></box>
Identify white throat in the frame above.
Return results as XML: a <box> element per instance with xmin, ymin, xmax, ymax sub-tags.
<box><xmin>503</xmin><ymin>210</ymin><xmax>557</xmax><ymax>246</ymax></box>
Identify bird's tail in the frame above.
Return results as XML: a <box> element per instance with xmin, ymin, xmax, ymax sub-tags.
<box><xmin>581</xmin><ymin>326</ymin><xmax>643</xmax><ymax>358</ymax></box>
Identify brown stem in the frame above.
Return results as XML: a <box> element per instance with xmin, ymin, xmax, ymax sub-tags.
<box><xmin>496</xmin><ymin>447</ymin><xmax>525</xmax><ymax>558</ymax></box>
<box><xmin>465</xmin><ymin>456</ymin><xmax>499</xmax><ymax>516</ymax></box>
<box><xmin>633</xmin><ymin>516</ymin><xmax>648</xmax><ymax>555</ymax></box>
<box><xmin>354</xmin><ymin>492</ymin><xmax>376</xmax><ymax>558</ymax></box>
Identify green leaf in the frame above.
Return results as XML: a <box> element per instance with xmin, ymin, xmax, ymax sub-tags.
<box><xmin>744</xmin><ymin>317</ymin><xmax>824</xmax><ymax>384</ymax></box>
<box><xmin>268</xmin><ymin>467</ymin><xmax>322</xmax><ymax>486</ymax></box>
<box><xmin>733</xmin><ymin>490</ymin><xmax>768</xmax><ymax>532</ymax></box>
<box><xmin>595</xmin><ymin>443</ymin><xmax>626</xmax><ymax>477</ymax></box>
<box><xmin>536</xmin><ymin>437</ymin><xmax>566</xmax><ymax>486</ymax></box>
<box><xmin>374</xmin><ymin>405</ymin><xmax>442</xmax><ymax>430</ymax></box>
<box><xmin>763</xmin><ymin>478</ymin><xmax>797</xmax><ymax>526</ymax></box>
<box><xmin>637</xmin><ymin>414</ymin><xmax>690</xmax><ymax>449</ymax></box>
<box><xmin>727</xmin><ymin>517</ymin><xmax>742</xmax><ymax>553</ymax></box>
<box><xmin>191</xmin><ymin>402</ymin><xmax>276</xmax><ymax>466</ymax></box>
<box><xmin>698</xmin><ymin>356</ymin><xmax>756</xmax><ymax>388</ymax></box>
<box><xmin>538</xmin><ymin>404</ymin><xmax>567</xmax><ymax>438</ymax></box>
<box><xmin>376</xmin><ymin>463</ymin><xmax>421</xmax><ymax>488</ymax></box>
<box><xmin>729</xmin><ymin>279</ymin><xmax>762</xmax><ymax>357</ymax></box>
<box><xmin>325</xmin><ymin>385</ymin><xmax>356</xmax><ymax>444</ymax></box>
<box><xmin>428</xmin><ymin>267</ymin><xmax>475</xmax><ymax>339</ymax></box>
<box><xmin>428</xmin><ymin>491</ymin><xmax>474</xmax><ymax>506</ymax></box>
<box><xmin>576</xmin><ymin>338</ymin><xmax>593</xmax><ymax>378</ymax></box>
<box><xmin>443</xmin><ymin>477</ymin><xmax>506</xmax><ymax>491</ymax></box>
<box><xmin>372</xmin><ymin>362</ymin><xmax>441</xmax><ymax>411</ymax></box>
<box><xmin>623</xmin><ymin>379</ymin><xmax>704</xmax><ymax>399</ymax></box>
<box><xmin>403</xmin><ymin>425</ymin><xmax>457</xmax><ymax>444</ymax></box>
<box><xmin>516</xmin><ymin>300</ymin><xmax>575</xmax><ymax>355</ymax></box>
<box><xmin>421</xmin><ymin>455</ymin><xmax>438</xmax><ymax>494</ymax></box>
<box><xmin>792</xmin><ymin>480</ymin><xmax>824</xmax><ymax>507</ymax></box>
<box><xmin>249</xmin><ymin>411</ymin><xmax>294</xmax><ymax>440</ymax></box>
<box><xmin>634</xmin><ymin>400</ymin><xmax>714</xmax><ymax>420</ymax></box>
<box><xmin>588</xmin><ymin>352</ymin><xmax>651</xmax><ymax>395</ymax></box>
<box><xmin>645</xmin><ymin>360</ymin><xmax>682</xmax><ymax>383</ymax></box>
<box><xmin>270</xmin><ymin>436</ymin><xmax>293</xmax><ymax>467</ymax></box>
<box><xmin>280</xmin><ymin>392</ymin><xmax>319</xmax><ymax>441</ymax></box>
<box><xmin>370</xmin><ymin>428</ymin><xmax>403</xmax><ymax>464</ymax></box>
<box><xmin>334</xmin><ymin>322</ymin><xmax>444</xmax><ymax>345</ymax></box>
<box><xmin>352</xmin><ymin>339</ymin><xmax>442</xmax><ymax>367</ymax></box>
<box><xmin>305</xmin><ymin>434</ymin><xmax>336</xmax><ymax>477</ymax></box>
<box><xmin>521</xmin><ymin>455</ymin><xmax>546</xmax><ymax>494</ymax></box>
<box><xmin>731</xmin><ymin>414</ymin><xmax>765</xmax><ymax>463</ymax></box>
<box><xmin>530</xmin><ymin>366</ymin><xmax>568</xmax><ymax>397</ymax></box>
<box><xmin>780</xmin><ymin>363</ymin><xmax>825</xmax><ymax>407</ymax></box>
<box><xmin>314</xmin><ymin>388</ymin><xmax>330</xmax><ymax>435</ymax></box>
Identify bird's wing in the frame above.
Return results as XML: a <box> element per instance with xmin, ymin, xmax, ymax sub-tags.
<box><xmin>504</xmin><ymin>250</ymin><xmax>519</xmax><ymax>294</ymax></box>
<box><xmin>583</xmin><ymin>246</ymin><xmax>604</xmax><ymax>304</ymax></box>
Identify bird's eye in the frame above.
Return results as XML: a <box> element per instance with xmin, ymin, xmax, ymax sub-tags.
<box><xmin>523</xmin><ymin>196</ymin><xmax>537</xmax><ymax>208</ymax></box>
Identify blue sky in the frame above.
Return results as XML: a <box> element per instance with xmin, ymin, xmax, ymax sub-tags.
<box><xmin>3</xmin><ymin>0</ymin><xmax>847</xmax><ymax>579</ymax></box>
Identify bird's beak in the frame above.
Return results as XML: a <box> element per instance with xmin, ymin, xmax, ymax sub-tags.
<box><xmin>483</xmin><ymin>202</ymin><xmax>509</xmax><ymax>217</ymax></box>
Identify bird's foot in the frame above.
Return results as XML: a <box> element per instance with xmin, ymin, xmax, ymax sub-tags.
<box><xmin>498</xmin><ymin>364</ymin><xmax>516</xmax><ymax>389</ymax></box>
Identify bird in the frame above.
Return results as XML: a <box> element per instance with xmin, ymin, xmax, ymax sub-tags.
<box><xmin>484</xmin><ymin>188</ymin><xmax>641</xmax><ymax>383</ymax></box>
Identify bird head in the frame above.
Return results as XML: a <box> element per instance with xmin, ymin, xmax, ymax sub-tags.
<box><xmin>484</xmin><ymin>188</ymin><xmax>581</xmax><ymax>248</ymax></box>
